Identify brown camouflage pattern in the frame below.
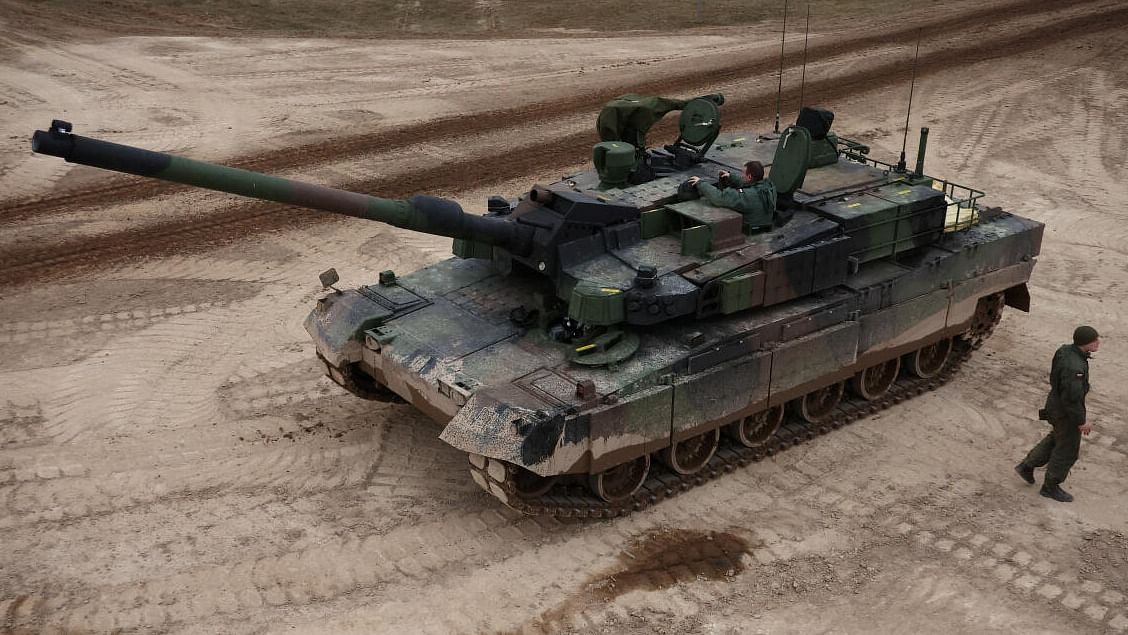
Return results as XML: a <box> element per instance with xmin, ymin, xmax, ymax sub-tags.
<box><xmin>308</xmin><ymin>133</ymin><xmax>1042</xmax><ymax>479</ymax></box>
<box><xmin>29</xmin><ymin>104</ymin><xmax>1044</xmax><ymax>506</ymax></box>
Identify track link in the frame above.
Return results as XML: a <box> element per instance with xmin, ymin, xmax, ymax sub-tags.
<box><xmin>471</xmin><ymin>337</ymin><xmax>976</xmax><ymax>519</ymax></box>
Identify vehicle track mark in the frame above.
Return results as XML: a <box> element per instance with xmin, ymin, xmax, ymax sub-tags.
<box><xmin>262</xmin><ymin>469</ymin><xmax>895</xmax><ymax>633</ymax></box>
<box><xmin>885</xmin><ymin>487</ymin><xmax>1128</xmax><ymax>631</ymax></box>
<box><xmin>0</xmin><ymin>299</ymin><xmax>234</xmax><ymax>344</ymax></box>
<box><xmin>2</xmin><ymin>396</ymin><xmax>881</xmax><ymax>632</ymax></box>
<box><xmin>363</xmin><ymin>412</ymin><xmax>483</xmax><ymax>500</ymax></box>
<box><xmin>0</xmin><ymin>400</ymin><xmax>47</xmax><ymax>451</ymax></box>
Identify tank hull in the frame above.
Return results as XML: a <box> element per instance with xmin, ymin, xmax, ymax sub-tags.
<box><xmin>288</xmin><ymin>121</ymin><xmax>1040</xmax><ymax>515</ymax></box>
<box><xmin>305</xmin><ymin>199</ymin><xmax>1042</xmax><ymax>509</ymax></box>
<box><xmin>28</xmin><ymin>107</ymin><xmax>1045</xmax><ymax>516</ymax></box>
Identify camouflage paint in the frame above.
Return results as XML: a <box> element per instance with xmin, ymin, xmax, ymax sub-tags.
<box><xmin>671</xmin><ymin>350</ymin><xmax>771</xmax><ymax>442</ymax></box>
<box><xmin>30</xmin><ymin>124</ymin><xmax>534</xmax><ymax>253</ymax></box>
<box><xmin>30</xmin><ymin>99</ymin><xmax>1044</xmax><ymax>498</ymax></box>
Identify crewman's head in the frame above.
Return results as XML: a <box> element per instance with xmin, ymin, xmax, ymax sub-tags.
<box><xmin>1073</xmin><ymin>325</ymin><xmax>1100</xmax><ymax>353</ymax></box>
<box><xmin>744</xmin><ymin>161</ymin><xmax>765</xmax><ymax>183</ymax></box>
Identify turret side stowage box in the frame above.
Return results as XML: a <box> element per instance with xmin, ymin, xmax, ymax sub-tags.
<box><xmin>812</xmin><ymin>183</ymin><xmax>945</xmax><ymax>263</ymax></box>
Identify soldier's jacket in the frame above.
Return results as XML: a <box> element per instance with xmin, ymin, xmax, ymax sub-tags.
<box><xmin>696</xmin><ymin>176</ymin><xmax>777</xmax><ymax>228</ymax></box>
<box><xmin>1043</xmin><ymin>343</ymin><xmax>1090</xmax><ymax>426</ymax></box>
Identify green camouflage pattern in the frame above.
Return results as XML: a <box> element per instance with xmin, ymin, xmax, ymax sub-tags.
<box><xmin>30</xmin><ymin>95</ymin><xmax>1044</xmax><ymax>504</ymax></box>
<box><xmin>30</xmin><ymin>120</ymin><xmax>535</xmax><ymax>255</ymax></box>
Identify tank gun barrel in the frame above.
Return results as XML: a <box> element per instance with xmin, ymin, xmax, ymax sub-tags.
<box><xmin>31</xmin><ymin>120</ymin><xmax>534</xmax><ymax>255</ymax></box>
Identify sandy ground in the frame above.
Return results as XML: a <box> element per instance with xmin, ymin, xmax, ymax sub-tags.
<box><xmin>1</xmin><ymin>0</ymin><xmax>1127</xmax><ymax>633</ymax></box>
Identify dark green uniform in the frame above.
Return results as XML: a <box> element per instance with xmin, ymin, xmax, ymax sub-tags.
<box><xmin>1023</xmin><ymin>344</ymin><xmax>1091</xmax><ymax>486</ymax></box>
<box><xmin>696</xmin><ymin>176</ymin><xmax>777</xmax><ymax>229</ymax></box>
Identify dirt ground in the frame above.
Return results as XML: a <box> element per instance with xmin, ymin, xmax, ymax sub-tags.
<box><xmin>1</xmin><ymin>0</ymin><xmax>1127</xmax><ymax>633</ymax></box>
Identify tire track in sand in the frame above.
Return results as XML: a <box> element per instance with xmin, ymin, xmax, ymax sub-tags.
<box><xmin>5</xmin><ymin>425</ymin><xmax>888</xmax><ymax>632</ymax></box>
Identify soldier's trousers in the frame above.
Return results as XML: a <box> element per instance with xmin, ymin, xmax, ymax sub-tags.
<box><xmin>1023</xmin><ymin>416</ymin><xmax>1081</xmax><ymax>486</ymax></box>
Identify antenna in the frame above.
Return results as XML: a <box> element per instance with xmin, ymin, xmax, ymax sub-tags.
<box><xmin>773</xmin><ymin>0</ymin><xmax>789</xmax><ymax>133</ymax></box>
<box><xmin>896</xmin><ymin>30</ymin><xmax>922</xmax><ymax>173</ymax></box>
<box><xmin>797</xmin><ymin>5</ymin><xmax>810</xmax><ymax>112</ymax></box>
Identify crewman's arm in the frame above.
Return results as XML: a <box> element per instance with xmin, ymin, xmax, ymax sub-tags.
<box><xmin>697</xmin><ymin>182</ymin><xmax>743</xmax><ymax>209</ymax></box>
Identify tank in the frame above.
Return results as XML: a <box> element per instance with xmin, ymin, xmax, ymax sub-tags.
<box><xmin>31</xmin><ymin>94</ymin><xmax>1043</xmax><ymax>517</ymax></box>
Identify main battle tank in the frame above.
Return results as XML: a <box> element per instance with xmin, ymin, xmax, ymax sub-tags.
<box><xmin>31</xmin><ymin>93</ymin><xmax>1043</xmax><ymax>517</ymax></box>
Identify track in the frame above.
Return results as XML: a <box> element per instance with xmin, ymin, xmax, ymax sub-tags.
<box><xmin>3</xmin><ymin>2</ymin><xmax>1127</xmax><ymax>289</ymax></box>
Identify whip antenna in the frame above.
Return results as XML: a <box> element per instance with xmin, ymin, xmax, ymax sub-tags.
<box><xmin>897</xmin><ymin>30</ymin><xmax>922</xmax><ymax>173</ymax></box>
<box><xmin>797</xmin><ymin>5</ymin><xmax>810</xmax><ymax>112</ymax></box>
<box><xmin>773</xmin><ymin>0</ymin><xmax>789</xmax><ymax>133</ymax></box>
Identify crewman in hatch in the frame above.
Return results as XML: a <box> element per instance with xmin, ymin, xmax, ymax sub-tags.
<box><xmin>687</xmin><ymin>160</ymin><xmax>777</xmax><ymax>230</ymax></box>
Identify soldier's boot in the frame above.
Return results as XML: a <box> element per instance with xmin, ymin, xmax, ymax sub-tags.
<box><xmin>1039</xmin><ymin>484</ymin><xmax>1074</xmax><ymax>503</ymax></box>
<box><xmin>1014</xmin><ymin>463</ymin><xmax>1035</xmax><ymax>485</ymax></box>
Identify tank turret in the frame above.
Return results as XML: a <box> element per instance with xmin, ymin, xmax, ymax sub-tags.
<box><xmin>31</xmin><ymin>109</ymin><xmax>822</xmax><ymax>334</ymax></box>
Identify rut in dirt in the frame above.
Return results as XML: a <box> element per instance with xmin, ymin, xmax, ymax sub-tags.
<box><xmin>2</xmin><ymin>0</ymin><xmax>1126</xmax><ymax>287</ymax></box>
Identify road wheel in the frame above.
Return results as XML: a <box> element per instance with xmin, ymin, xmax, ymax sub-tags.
<box><xmin>792</xmin><ymin>381</ymin><xmax>845</xmax><ymax>423</ymax></box>
<box><xmin>588</xmin><ymin>454</ymin><xmax>650</xmax><ymax>503</ymax></box>
<box><xmin>906</xmin><ymin>337</ymin><xmax>952</xmax><ymax>378</ymax></box>
<box><xmin>850</xmin><ymin>357</ymin><xmax>901</xmax><ymax>400</ymax></box>
<box><xmin>509</xmin><ymin>464</ymin><xmax>557</xmax><ymax>499</ymax></box>
<box><xmin>659</xmin><ymin>428</ymin><xmax>720</xmax><ymax>475</ymax></box>
<box><xmin>725</xmin><ymin>405</ymin><xmax>785</xmax><ymax>447</ymax></box>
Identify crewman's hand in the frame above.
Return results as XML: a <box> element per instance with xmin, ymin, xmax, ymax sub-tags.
<box><xmin>1079</xmin><ymin>422</ymin><xmax>1093</xmax><ymax>436</ymax></box>
<box><xmin>687</xmin><ymin>176</ymin><xmax>701</xmax><ymax>186</ymax></box>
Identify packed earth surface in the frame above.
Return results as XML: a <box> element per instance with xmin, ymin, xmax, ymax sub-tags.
<box><xmin>2</xmin><ymin>0</ymin><xmax>1127</xmax><ymax>633</ymax></box>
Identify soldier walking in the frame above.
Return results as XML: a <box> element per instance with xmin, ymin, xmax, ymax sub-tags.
<box><xmin>1015</xmin><ymin>326</ymin><xmax>1100</xmax><ymax>502</ymax></box>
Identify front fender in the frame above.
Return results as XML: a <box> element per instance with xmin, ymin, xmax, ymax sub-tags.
<box><xmin>303</xmin><ymin>290</ymin><xmax>392</xmax><ymax>368</ymax></box>
<box><xmin>439</xmin><ymin>391</ymin><xmax>590</xmax><ymax>477</ymax></box>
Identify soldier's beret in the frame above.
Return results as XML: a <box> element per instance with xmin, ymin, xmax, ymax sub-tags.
<box><xmin>1073</xmin><ymin>325</ymin><xmax>1099</xmax><ymax>346</ymax></box>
